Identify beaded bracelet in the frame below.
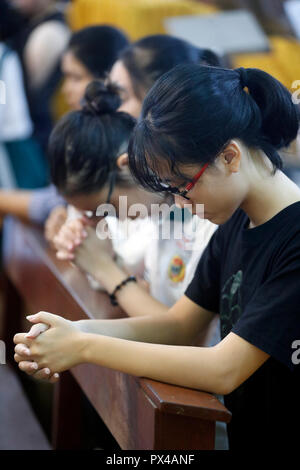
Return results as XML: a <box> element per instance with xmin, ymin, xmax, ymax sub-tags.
<box><xmin>109</xmin><ymin>275</ymin><xmax>137</xmax><ymax>306</ymax></box>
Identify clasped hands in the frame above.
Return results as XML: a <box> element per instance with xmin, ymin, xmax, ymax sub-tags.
<box><xmin>14</xmin><ymin>217</ymin><xmax>113</xmax><ymax>381</ymax></box>
<box><xmin>14</xmin><ymin>312</ymin><xmax>86</xmax><ymax>382</ymax></box>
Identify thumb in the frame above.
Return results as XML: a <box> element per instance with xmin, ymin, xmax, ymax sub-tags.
<box><xmin>56</xmin><ymin>250</ymin><xmax>74</xmax><ymax>260</ymax></box>
<box><xmin>25</xmin><ymin>322</ymin><xmax>49</xmax><ymax>339</ymax></box>
<box><xmin>26</xmin><ymin>311</ymin><xmax>62</xmax><ymax>327</ymax></box>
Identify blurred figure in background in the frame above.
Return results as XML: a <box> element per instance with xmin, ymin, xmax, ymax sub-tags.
<box><xmin>0</xmin><ymin>26</ymin><xmax>129</xmax><ymax>224</ymax></box>
<box><xmin>61</xmin><ymin>25</ymin><xmax>130</xmax><ymax>111</ymax></box>
<box><xmin>0</xmin><ymin>0</ymin><xmax>27</xmax><ymax>42</ymax></box>
<box><xmin>0</xmin><ymin>27</ymin><xmax>48</xmax><ymax>189</ymax></box>
<box><xmin>110</xmin><ymin>34</ymin><xmax>222</xmax><ymax>119</ymax></box>
<box><xmin>1</xmin><ymin>0</ymin><xmax>70</xmax><ymax>152</ymax></box>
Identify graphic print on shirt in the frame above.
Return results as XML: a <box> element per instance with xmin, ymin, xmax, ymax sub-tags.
<box><xmin>168</xmin><ymin>255</ymin><xmax>186</xmax><ymax>283</ymax></box>
<box><xmin>220</xmin><ymin>270</ymin><xmax>243</xmax><ymax>339</ymax></box>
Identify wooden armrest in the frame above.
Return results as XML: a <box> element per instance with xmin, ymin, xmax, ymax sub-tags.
<box><xmin>141</xmin><ymin>378</ymin><xmax>231</xmax><ymax>422</ymax></box>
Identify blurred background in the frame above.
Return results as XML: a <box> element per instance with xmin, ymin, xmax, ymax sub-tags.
<box><xmin>1</xmin><ymin>0</ymin><xmax>300</xmax><ymax>190</ymax></box>
<box><xmin>0</xmin><ymin>0</ymin><xmax>300</xmax><ymax>451</ymax></box>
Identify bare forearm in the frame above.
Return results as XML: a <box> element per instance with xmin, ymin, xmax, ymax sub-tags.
<box><xmin>81</xmin><ymin>333</ymin><xmax>227</xmax><ymax>395</ymax></box>
<box><xmin>76</xmin><ymin>312</ymin><xmax>184</xmax><ymax>346</ymax></box>
<box><xmin>93</xmin><ymin>261</ymin><xmax>168</xmax><ymax>317</ymax></box>
<box><xmin>0</xmin><ymin>190</ymin><xmax>32</xmax><ymax>220</ymax></box>
<box><xmin>77</xmin><ymin>296</ymin><xmax>215</xmax><ymax>347</ymax></box>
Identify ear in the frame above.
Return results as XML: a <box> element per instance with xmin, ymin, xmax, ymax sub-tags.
<box><xmin>116</xmin><ymin>152</ymin><xmax>129</xmax><ymax>170</ymax></box>
<box><xmin>220</xmin><ymin>141</ymin><xmax>241</xmax><ymax>173</ymax></box>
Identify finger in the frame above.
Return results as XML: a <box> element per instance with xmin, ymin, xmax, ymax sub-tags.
<box><xmin>55</xmin><ymin>222</ymin><xmax>74</xmax><ymax>240</ymax></box>
<box><xmin>18</xmin><ymin>360</ymin><xmax>39</xmax><ymax>375</ymax></box>
<box><xmin>69</xmin><ymin>218</ymin><xmax>85</xmax><ymax>230</ymax></box>
<box><xmin>59</xmin><ymin>220</ymin><xmax>86</xmax><ymax>246</ymax></box>
<box><xmin>26</xmin><ymin>311</ymin><xmax>61</xmax><ymax>326</ymax></box>
<box><xmin>25</xmin><ymin>322</ymin><xmax>49</xmax><ymax>339</ymax></box>
<box><xmin>14</xmin><ymin>353</ymin><xmax>30</xmax><ymax>363</ymax></box>
<box><xmin>36</xmin><ymin>371</ymin><xmax>60</xmax><ymax>383</ymax></box>
<box><xmin>68</xmin><ymin>219</ymin><xmax>88</xmax><ymax>240</ymax></box>
<box><xmin>56</xmin><ymin>211</ymin><xmax>68</xmax><ymax>225</ymax></box>
<box><xmin>56</xmin><ymin>250</ymin><xmax>74</xmax><ymax>260</ymax></box>
<box><xmin>13</xmin><ymin>333</ymin><xmax>32</xmax><ymax>346</ymax></box>
<box><xmin>33</xmin><ymin>368</ymin><xmax>53</xmax><ymax>381</ymax></box>
<box><xmin>45</xmin><ymin>209</ymin><xmax>67</xmax><ymax>242</ymax></box>
<box><xmin>49</xmin><ymin>373</ymin><xmax>60</xmax><ymax>383</ymax></box>
<box><xmin>66</xmin><ymin>223</ymin><xmax>86</xmax><ymax>246</ymax></box>
<box><xmin>55</xmin><ymin>230</ymin><xmax>77</xmax><ymax>252</ymax></box>
<box><xmin>53</xmin><ymin>233</ymin><xmax>72</xmax><ymax>252</ymax></box>
<box><xmin>15</xmin><ymin>343</ymin><xmax>31</xmax><ymax>357</ymax></box>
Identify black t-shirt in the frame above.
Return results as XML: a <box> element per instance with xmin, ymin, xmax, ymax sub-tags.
<box><xmin>185</xmin><ymin>202</ymin><xmax>300</xmax><ymax>449</ymax></box>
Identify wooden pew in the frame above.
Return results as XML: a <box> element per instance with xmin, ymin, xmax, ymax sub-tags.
<box><xmin>2</xmin><ymin>217</ymin><xmax>231</xmax><ymax>450</ymax></box>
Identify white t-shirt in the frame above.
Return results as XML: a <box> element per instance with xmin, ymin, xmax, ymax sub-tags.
<box><xmin>0</xmin><ymin>44</ymin><xmax>33</xmax><ymax>188</ymax></box>
<box><xmin>145</xmin><ymin>209</ymin><xmax>217</xmax><ymax>307</ymax></box>
<box><xmin>0</xmin><ymin>44</ymin><xmax>32</xmax><ymax>141</ymax></box>
<box><xmin>67</xmin><ymin>205</ymin><xmax>217</xmax><ymax>300</ymax></box>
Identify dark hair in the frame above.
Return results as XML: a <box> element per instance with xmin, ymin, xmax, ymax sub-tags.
<box><xmin>49</xmin><ymin>80</ymin><xmax>135</xmax><ymax>196</ymax></box>
<box><xmin>128</xmin><ymin>64</ymin><xmax>300</xmax><ymax>192</ymax></box>
<box><xmin>68</xmin><ymin>25</ymin><xmax>129</xmax><ymax>78</ymax></box>
<box><xmin>0</xmin><ymin>1</ymin><xmax>26</xmax><ymax>41</ymax></box>
<box><xmin>119</xmin><ymin>34</ymin><xmax>223</xmax><ymax>99</ymax></box>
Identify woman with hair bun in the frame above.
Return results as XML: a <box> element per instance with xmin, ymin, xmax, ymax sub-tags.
<box><xmin>46</xmin><ymin>78</ymin><xmax>164</xmax><ymax>277</ymax></box>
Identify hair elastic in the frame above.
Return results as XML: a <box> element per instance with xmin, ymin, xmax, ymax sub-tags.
<box><xmin>236</xmin><ymin>67</ymin><xmax>248</xmax><ymax>89</ymax></box>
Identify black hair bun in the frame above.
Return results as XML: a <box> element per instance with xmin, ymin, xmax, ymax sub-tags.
<box><xmin>82</xmin><ymin>79</ymin><xmax>122</xmax><ymax>115</ymax></box>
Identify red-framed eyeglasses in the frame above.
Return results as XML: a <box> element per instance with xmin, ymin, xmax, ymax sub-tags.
<box><xmin>160</xmin><ymin>162</ymin><xmax>209</xmax><ymax>200</ymax></box>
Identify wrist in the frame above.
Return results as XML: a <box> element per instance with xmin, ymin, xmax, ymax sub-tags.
<box><xmin>76</xmin><ymin>331</ymin><xmax>92</xmax><ymax>364</ymax></box>
<box><xmin>109</xmin><ymin>275</ymin><xmax>137</xmax><ymax>306</ymax></box>
<box><xmin>75</xmin><ymin>319</ymin><xmax>91</xmax><ymax>334</ymax></box>
<box><xmin>86</xmin><ymin>254</ymin><xmax>113</xmax><ymax>282</ymax></box>
<box><xmin>95</xmin><ymin>262</ymin><xmax>129</xmax><ymax>294</ymax></box>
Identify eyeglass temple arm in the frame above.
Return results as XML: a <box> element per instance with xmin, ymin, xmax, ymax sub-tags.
<box><xmin>185</xmin><ymin>163</ymin><xmax>209</xmax><ymax>192</ymax></box>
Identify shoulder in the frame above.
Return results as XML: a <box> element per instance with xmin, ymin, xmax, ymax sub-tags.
<box><xmin>26</xmin><ymin>20</ymin><xmax>70</xmax><ymax>50</ymax></box>
<box><xmin>275</xmin><ymin>201</ymin><xmax>300</xmax><ymax>242</ymax></box>
<box><xmin>213</xmin><ymin>208</ymin><xmax>248</xmax><ymax>245</ymax></box>
<box><xmin>263</xmin><ymin>202</ymin><xmax>300</xmax><ymax>270</ymax></box>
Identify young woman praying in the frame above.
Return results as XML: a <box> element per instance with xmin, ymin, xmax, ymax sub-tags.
<box><xmin>14</xmin><ymin>63</ymin><xmax>300</xmax><ymax>448</ymax></box>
